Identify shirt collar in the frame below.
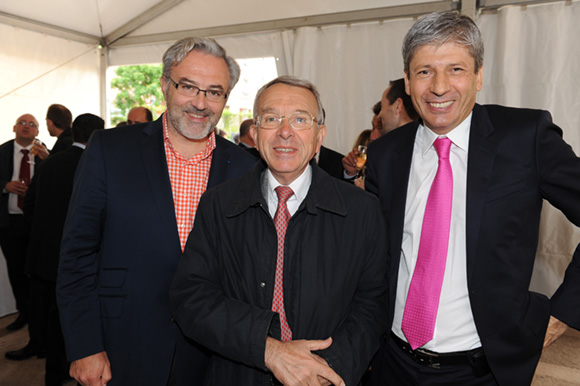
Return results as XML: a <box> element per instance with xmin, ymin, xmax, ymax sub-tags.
<box><xmin>265</xmin><ymin>164</ymin><xmax>312</xmax><ymax>204</ymax></box>
<box><xmin>417</xmin><ymin>112</ymin><xmax>472</xmax><ymax>158</ymax></box>
<box><xmin>14</xmin><ymin>141</ymin><xmax>33</xmax><ymax>152</ymax></box>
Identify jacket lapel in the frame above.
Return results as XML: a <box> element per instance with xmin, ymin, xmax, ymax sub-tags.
<box><xmin>139</xmin><ymin>118</ymin><xmax>181</xmax><ymax>247</ymax></box>
<box><xmin>465</xmin><ymin>104</ymin><xmax>497</xmax><ymax>282</ymax></box>
<box><xmin>390</xmin><ymin>124</ymin><xmax>419</xmax><ymax>280</ymax></box>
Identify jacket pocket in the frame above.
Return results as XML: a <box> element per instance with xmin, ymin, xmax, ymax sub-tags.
<box><xmin>485</xmin><ymin>180</ymin><xmax>528</xmax><ymax>202</ymax></box>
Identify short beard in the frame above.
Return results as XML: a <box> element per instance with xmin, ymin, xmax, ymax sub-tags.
<box><xmin>168</xmin><ymin>107</ymin><xmax>216</xmax><ymax>140</ymax></box>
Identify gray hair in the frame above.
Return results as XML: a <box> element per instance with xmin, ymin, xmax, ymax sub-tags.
<box><xmin>162</xmin><ymin>37</ymin><xmax>241</xmax><ymax>95</ymax></box>
<box><xmin>403</xmin><ymin>11</ymin><xmax>484</xmax><ymax>76</ymax></box>
<box><xmin>253</xmin><ymin>76</ymin><xmax>325</xmax><ymax>125</ymax></box>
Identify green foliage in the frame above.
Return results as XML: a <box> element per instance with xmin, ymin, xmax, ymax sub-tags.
<box><xmin>218</xmin><ymin>108</ymin><xmax>253</xmax><ymax>140</ymax></box>
<box><xmin>110</xmin><ymin>64</ymin><xmax>164</xmax><ymax>125</ymax></box>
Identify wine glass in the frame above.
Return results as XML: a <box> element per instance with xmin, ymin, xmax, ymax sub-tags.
<box><xmin>28</xmin><ymin>139</ymin><xmax>42</xmax><ymax>165</ymax></box>
<box><xmin>356</xmin><ymin>145</ymin><xmax>367</xmax><ymax>170</ymax></box>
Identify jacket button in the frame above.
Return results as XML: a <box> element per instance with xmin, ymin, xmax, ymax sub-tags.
<box><xmin>260</xmin><ymin>282</ymin><xmax>266</xmax><ymax>288</ymax></box>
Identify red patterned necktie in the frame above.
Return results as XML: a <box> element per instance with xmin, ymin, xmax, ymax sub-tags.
<box><xmin>402</xmin><ymin>137</ymin><xmax>453</xmax><ymax>350</ymax></box>
<box><xmin>272</xmin><ymin>186</ymin><xmax>294</xmax><ymax>341</ymax></box>
<box><xmin>18</xmin><ymin>149</ymin><xmax>31</xmax><ymax>210</ymax></box>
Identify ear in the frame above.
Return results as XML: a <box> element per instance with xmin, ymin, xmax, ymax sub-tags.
<box><xmin>476</xmin><ymin>65</ymin><xmax>483</xmax><ymax>92</ymax></box>
<box><xmin>316</xmin><ymin>124</ymin><xmax>327</xmax><ymax>153</ymax></box>
<box><xmin>394</xmin><ymin>98</ymin><xmax>403</xmax><ymax>114</ymax></box>
<box><xmin>249</xmin><ymin>123</ymin><xmax>259</xmax><ymax>150</ymax></box>
<box><xmin>404</xmin><ymin>72</ymin><xmax>411</xmax><ymax>96</ymax></box>
<box><xmin>160</xmin><ymin>76</ymin><xmax>168</xmax><ymax>99</ymax></box>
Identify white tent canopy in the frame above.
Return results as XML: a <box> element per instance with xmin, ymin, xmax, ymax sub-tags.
<box><xmin>1</xmin><ymin>0</ymin><xmax>580</xmax><ymax>314</ymax></box>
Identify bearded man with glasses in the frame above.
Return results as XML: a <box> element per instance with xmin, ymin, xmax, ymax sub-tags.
<box><xmin>56</xmin><ymin>37</ymin><xmax>256</xmax><ymax>386</ymax></box>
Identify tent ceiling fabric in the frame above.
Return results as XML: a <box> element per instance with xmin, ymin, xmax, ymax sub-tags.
<box><xmin>1</xmin><ymin>0</ymin><xmax>448</xmax><ymax>47</ymax></box>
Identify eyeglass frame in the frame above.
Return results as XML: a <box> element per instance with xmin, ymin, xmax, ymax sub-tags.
<box><xmin>16</xmin><ymin>120</ymin><xmax>38</xmax><ymax>129</ymax></box>
<box><xmin>165</xmin><ymin>76</ymin><xmax>228</xmax><ymax>101</ymax></box>
<box><xmin>255</xmin><ymin>112</ymin><xmax>320</xmax><ymax>131</ymax></box>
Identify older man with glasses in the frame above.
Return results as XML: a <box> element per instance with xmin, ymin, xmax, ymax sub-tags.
<box><xmin>171</xmin><ymin>75</ymin><xmax>388</xmax><ymax>385</ymax></box>
<box><xmin>0</xmin><ymin>114</ymin><xmax>43</xmax><ymax>332</ymax></box>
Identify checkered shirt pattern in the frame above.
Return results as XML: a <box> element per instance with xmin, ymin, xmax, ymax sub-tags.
<box><xmin>163</xmin><ymin>114</ymin><xmax>215</xmax><ymax>251</ymax></box>
<box><xmin>272</xmin><ymin>186</ymin><xmax>294</xmax><ymax>342</ymax></box>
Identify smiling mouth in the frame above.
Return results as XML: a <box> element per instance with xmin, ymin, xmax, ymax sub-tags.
<box><xmin>428</xmin><ymin>101</ymin><xmax>454</xmax><ymax>108</ymax></box>
<box><xmin>274</xmin><ymin>147</ymin><xmax>295</xmax><ymax>153</ymax></box>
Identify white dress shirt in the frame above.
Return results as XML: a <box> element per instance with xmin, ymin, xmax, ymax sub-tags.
<box><xmin>392</xmin><ymin>114</ymin><xmax>482</xmax><ymax>352</ymax></box>
<box><xmin>263</xmin><ymin>165</ymin><xmax>311</xmax><ymax>218</ymax></box>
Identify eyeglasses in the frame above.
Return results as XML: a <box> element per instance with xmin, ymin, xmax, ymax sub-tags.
<box><xmin>166</xmin><ymin>77</ymin><xmax>227</xmax><ymax>101</ymax></box>
<box><xmin>17</xmin><ymin>120</ymin><xmax>38</xmax><ymax>129</ymax></box>
<box><xmin>256</xmin><ymin>112</ymin><xmax>318</xmax><ymax>131</ymax></box>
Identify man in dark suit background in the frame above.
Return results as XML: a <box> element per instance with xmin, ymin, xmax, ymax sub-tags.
<box><xmin>46</xmin><ymin>104</ymin><xmax>73</xmax><ymax>154</ymax></box>
<box><xmin>56</xmin><ymin>37</ymin><xmax>257</xmax><ymax>386</ymax></box>
<box><xmin>317</xmin><ymin>144</ymin><xmax>345</xmax><ymax>180</ymax></box>
<box><xmin>238</xmin><ymin>118</ymin><xmax>260</xmax><ymax>158</ymax></box>
<box><xmin>366</xmin><ymin>11</ymin><xmax>580</xmax><ymax>386</ymax></box>
<box><xmin>0</xmin><ymin>114</ymin><xmax>44</xmax><ymax>331</ymax></box>
<box><xmin>6</xmin><ymin>114</ymin><xmax>104</xmax><ymax>384</ymax></box>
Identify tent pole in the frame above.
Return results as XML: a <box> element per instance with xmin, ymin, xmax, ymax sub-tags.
<box><xmin>99</xmin><ymin>44</ymin><xmax>109</xmax><ymax>124</ymax></box>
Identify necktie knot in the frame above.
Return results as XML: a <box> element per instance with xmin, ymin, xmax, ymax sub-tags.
<box><xmin>21</xmin><ymin>149</ymin><xmax>29</xmax><ymax>156</ymax></box>
<box><xmin>275</xmin><ymin>186</ymin><xmax>294</xmax><ymax>206</ymax></box>
<box><xmin>433</xmin><ymin>137</ymin><xmax>451</xmax><ymax>160</ymax></box>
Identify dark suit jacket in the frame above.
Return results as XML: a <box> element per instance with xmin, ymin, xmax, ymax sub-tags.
<box><xmin>50</xmin><ymin>128</ymin><xmax>73</xmax><ymax>155</ymax></box>
<box><xmin>318</xmin><ymin>145</ymin><xmax>345</xmax><ymax>180</ymax></box>
<box><xmin>365</xmin><ymin>104</ymin><xmax>580</xmax><ymax>386</ymax></box>
<box><xmin>56</xmin><ymin>117</ymin><xmax>257</xmax><ymax>386</ymax></box>
<box><xmin>24</xmin><ymin>145</ymin><xmax>84</xmax><ymax>281</ymax></box>
<box><xmin>238</xmin><ymin>142</ymin><xmax>261</xmax><ymax>158</ymax></box>
<box><xmin>0</xmin><ymin>139</ymin><xmax>44</xmax><ymax>228</ymax></box>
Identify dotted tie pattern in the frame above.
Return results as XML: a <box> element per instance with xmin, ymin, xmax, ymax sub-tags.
<box><xmin>18</xmin><ymin>149</ymin><xmax>30</xmax><ymax>210</ymax></box>
<box><xmin>272</xmin><ymin>186</ymin><xmax>294</xmax><ymax>342</ymax></box>
<box><xmin>402</xmin><ymin>137</ymin><xmax>453</xmax><ymax>350</ymax></box>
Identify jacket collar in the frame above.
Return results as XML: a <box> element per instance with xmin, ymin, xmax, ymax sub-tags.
<box><xmin>226</xmin><ymin>159</ymin><xmax>348</xmax><ymax>218</ymax></box>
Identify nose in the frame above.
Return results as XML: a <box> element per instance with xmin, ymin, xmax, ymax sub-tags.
<box><xmin>190</xmin><ymin>90</ymin><xmax>207</xmax><ymax>110</ymax></box>
<box><xmin>277</xmin><ymin>117</ymin><xmax>294</xmax><ymax>139</ymax></box>
<box><xmin>430</xmin><ymin>71</ymin><xmax>450</xmax><ymax>97</ymax></box>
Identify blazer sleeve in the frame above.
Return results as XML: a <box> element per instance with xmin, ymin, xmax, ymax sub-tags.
<box><xmin>56</xmin><ymin>132</ymin><xmax>107</xmax><ymax>362</ymax></box>
<box><xmin>535</xmin><ymin>111</ymin><xmax>580</xmax><ymax>330</ymax></box>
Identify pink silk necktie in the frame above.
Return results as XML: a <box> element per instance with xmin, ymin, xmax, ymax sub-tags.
<box><xmin>402</xmin><ymin>137</ymin><xmax>453</xmax><ymax>350</ymax></box>
<box><xmin>18</xmin><ymin>149</ymin><xmax>30</xmax><ymax>210</ymax></box>
<box><xmin>272</xmin><ymin>186</ymin><xmax>294</xmax><ymax>341</ymax></box>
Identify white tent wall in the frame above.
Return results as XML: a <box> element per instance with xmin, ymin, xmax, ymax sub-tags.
<box><xmin>0</xmin><ymin>23</ymin><xmax>101</xmax><ymax>148</ymax></box>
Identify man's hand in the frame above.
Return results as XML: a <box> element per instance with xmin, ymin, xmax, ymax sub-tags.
<box><xmin>543</xmin><ymin>315</ymin><xmax>568</xmax><ymax>352</ymax></box>
<box><xmin>265</xmin><ymin>337</ymin><xmax>345</xmax><ymax>386</ymax></box>
<box><xmin>342</xmin><ymin>149</ymin><xmax>360</xmax><ymax>178</ymax></box>
<box><xmin>70</xmin><ymin>351</ymin><xmax>112</xmax><ymax>386</ymax></box>
<box><xmin>31</xmin><ymin>142</ymin><xmax>49</xmax><ymax>160</ymax></box>
<box><xmin>4</xmin><ymin>180</ymin><xmax>28</xmax><ymax>196</ymax></box>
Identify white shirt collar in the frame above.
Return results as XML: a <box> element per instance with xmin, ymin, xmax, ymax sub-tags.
<box><xmin>417</xmin><ymin>112</ymin><xmax>472</xmax><ymax>157</ymax></box>
<box><xmin>265</xmin><ymin>164</ymin><xmax>312</xmax><ymax>203</ymax></box>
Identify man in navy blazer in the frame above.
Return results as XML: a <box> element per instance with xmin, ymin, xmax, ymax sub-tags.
<box><xmin>57</xmin><ymin>38</ymin><xmax>257</xmax><ymax>386</ymax></box>
<box><xmin>366</xmin><ymin>11</ymin><xmax>580</xmax><ymax>386</ymax></box>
